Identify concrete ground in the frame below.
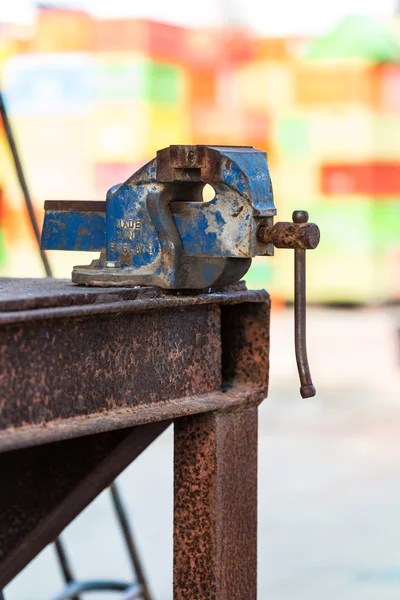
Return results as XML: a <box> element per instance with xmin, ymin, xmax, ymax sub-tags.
<box><xmin>5</xmin><ymin>306</ymin><xmax>400</xmax><ymax>599</ymax></box>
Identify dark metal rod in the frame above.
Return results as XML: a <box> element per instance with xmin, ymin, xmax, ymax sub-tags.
<box><xmin>54</xmin><ymin>537</ymin><xmax>79</xmax><ymax>600</ymax></box>
<box><xmin>294</xmin><ymin>248</ymin><xmax>316</xmax><ymax>398</ymax></box>
<box><xmin>0</xmin><ymin>92</ymin><xmax>52</xmax><ymax>277</ymax></box>
<box><xmin>110</xmin><ymin>483</ymin><xmax>152</xmax><ymax>600</ymax></box>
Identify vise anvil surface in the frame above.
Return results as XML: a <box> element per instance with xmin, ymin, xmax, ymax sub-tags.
<box><xmin>41</xmin><ymin>145</ymin><xmax>276</xmax><ymax>289</ymax></box>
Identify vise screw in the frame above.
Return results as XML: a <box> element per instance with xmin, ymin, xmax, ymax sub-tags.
<box><xmin>42</xmin><ymin>145</ymin><xmax>320</xmax><ymax>397</ymax></box>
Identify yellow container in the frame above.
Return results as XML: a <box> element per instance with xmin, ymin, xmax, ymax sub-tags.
<box><xmin>309</xmin><ymin>109</ymin><xmax>400</xmax><ymax>161</ymax></box>
<box><xmin>234</xmin><ymin>60</ymin><xmax>295</xmax><ymax>114</ymax></box>
<box><xmin>8</xmin><ymin>115</ymin><xmax>95</xmax><ymax>200</ymax></box>
<box><xmin>91</xmin><ymin>100</ymin><xmax>152</xmax><ymax>163</ymax></box>
<box><xmin>146</xmin><ymin>104</ymin><xmax>191</xmax><ymax>156</ymax></box>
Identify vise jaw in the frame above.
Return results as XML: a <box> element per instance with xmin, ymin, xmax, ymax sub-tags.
<box><xmin>42</xmin><ymin>145</ymin><xmax>276</xmax><ymax>289</ymax></box>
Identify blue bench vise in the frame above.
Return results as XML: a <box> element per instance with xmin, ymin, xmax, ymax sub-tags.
<box><xmin>42</xmin><ymin>145</ymin><xmax>278</xmax><ymax>289</ymax></box>
<box><xmin>41</xmin><ymin>144</ymin><xmax>320</xmax><ymax>397</ymax></box>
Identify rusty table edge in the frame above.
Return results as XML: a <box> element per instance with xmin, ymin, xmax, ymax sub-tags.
<box><xmin>0</xmin><ymin>288</ymin><xmax>269</xmax><ymax>325</ymax></box>
<box><xmin>0</xmin><ymin>385</ymin><xmax>267</xmax><ymax>453</ymax></box>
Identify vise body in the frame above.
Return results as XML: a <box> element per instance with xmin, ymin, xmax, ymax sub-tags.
<box><xmin>42</xmin><ymin>145</ymin><xmax>276</xmax><ymax>289</ymax></box>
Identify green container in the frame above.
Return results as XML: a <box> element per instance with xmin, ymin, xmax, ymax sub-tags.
<box><xmin>275</xmin><ymin>116</ymin><xmax>311</xmax><ymax>159</ymax></box>
<box><xmin>96</xmin><ymin>61</ymin><xmax>141</xmax><ymax>99</ymax></box>
<box><xmin>371</xmin><ymin>199</ymin><xmax>400</xmax><ymax>250</ymax></box>
<box><xmin>244</xmin><ymin>258</ymin><xmax>274</xmax><ymax>291</ymax></box>
<box><xmin>250</xmin><ymin>197</ymin><xmax>400</xmax><ymax>302</ymax></box>
<box><xmin>96</xmin><ymin>58</ymin><xmax>182</xmax><ymax>105</ymax></box>
<box><xmin>143</xmin><ymin>62</ymin><xmax>182</xmax><ymax>104</ymax></box>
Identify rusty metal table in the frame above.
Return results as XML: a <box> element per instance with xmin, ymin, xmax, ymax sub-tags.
<box><xmin>0</xmin><ymin>278</ymin><xmax>270</xmax><ymax>599</ymax></box>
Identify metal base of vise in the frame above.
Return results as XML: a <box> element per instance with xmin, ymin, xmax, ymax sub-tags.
<box><xmin>72</xmin><ymin>253</ymin><xmax>252</xmax><ymax>289</ymax></box>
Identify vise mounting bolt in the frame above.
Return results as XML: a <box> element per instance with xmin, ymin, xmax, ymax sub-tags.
<box><xmin>42</xmin><ymin>145</ymin><xmax>320</xmax><ymax>397</ymax></box>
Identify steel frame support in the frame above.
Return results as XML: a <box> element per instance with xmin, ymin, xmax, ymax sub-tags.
<box><xmin>174</xmin><ymin>406</ymin><xmax>258</xmax><ymax>599</ymax></box>
<box><xmin>0</xmin><ymin>279</ymin><xmax>270</xmax><ymax>597</ymax></box>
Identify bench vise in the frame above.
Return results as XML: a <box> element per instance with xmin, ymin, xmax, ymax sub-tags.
<box><xmin>42</xmin><ymin>144</ymin><xmax>320</xmax><ymax>397</ymax></box>
<box><xmin>42</xmin><ymin>145</ymin><xmax>277</xmax><ymax>289</ymax></box>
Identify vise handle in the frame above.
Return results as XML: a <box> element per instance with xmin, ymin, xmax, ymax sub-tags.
<box><xmin>258</xmin><ymin>210</ymin><xmax>320</xmax><ymax>399</ymax></box>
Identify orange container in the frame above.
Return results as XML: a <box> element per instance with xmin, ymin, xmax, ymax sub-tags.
<box><xmin>254</xmin><ymin>37</ymin><xmax>291</xmax><ymax>61</ymax></box>
<box><xmin>187</xmin><ymin>68</ymin><xmax>218</xmax><ymax>104</ymax></box>
<box><xmin>30</xmin><ymin>7</ymin><xmax>93</xmax><ymax>52</ymax></box>
<box><xmin>294</xmin><ymin>62</ymin><xmax>380</xmax><ymax>107</ymax></box>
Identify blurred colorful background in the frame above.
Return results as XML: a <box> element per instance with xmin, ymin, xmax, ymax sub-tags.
<box><xmin>0</xmin><ymin>0</ymin><xmax>400</xmax><ymax>303</ymax></box>
<box><xmin>2</xmin><ymin>4</ymin><xmax>400</xmax><ymax>600</ymax></box>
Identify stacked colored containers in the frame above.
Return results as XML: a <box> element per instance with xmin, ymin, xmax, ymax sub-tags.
<box><xmin>92</xmin><ymin>53</ymin><xmax>190</xmax><ymax>193</ymax></box>
<box><xmin>0</xmin><ymin>7</ymin><xmax>398</xmax><ymax>300</ymax></box>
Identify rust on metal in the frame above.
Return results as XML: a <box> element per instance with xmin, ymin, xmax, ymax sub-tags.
<box><xmin>0</xmin><ymin>277</ymin><xmax>270</xmax><ymax>595</ymax></box>
<box><xmin>221</xmin><ymin>301</ymin><xmax>269</xmax><ymax>390</ymax></box>
<box><xmin>0</xmin><ymin>278</ymin><xmax>269</xmax><ymax>452</ymax></box>
<box><xmin>44</xmin><ymin>200</ymin><xmax>106</xmax><ymax>213</ymax></box>
<box><xmin>257</xmin><ymin>210</ymin><xmax>319</xmax><ymax>398</ymax></box>
<box><xmin>258</xmin><ymin>220</ymin><xmax>320</xmax><ymax>250</ymax></box>
<box><xmin>0</xmin><ymin>422</ymin><xmax>170</xmax><ymax>588</ymax></box>
<box><xmin>0</xmin><ymin>306</ymin><xmax>221</xmax><ymax>434</ymax></box>
<box><xmin>174</xmin><ymin>406</ymin><xmax>258</xmax><ymax>599</ymax></box>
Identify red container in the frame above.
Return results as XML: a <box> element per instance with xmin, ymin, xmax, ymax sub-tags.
<box><xmin>93</xmin><ymin>19</ymin><xmax>144</xmax><ymax>52</ymax></box>
<box><xmin>191</xmin><ymin>104</ymin><xmax>268</xmax><ymax>149</ymax></box>
<box><xmin>379</xmin><ymin>65</ymin><xmax>400</xmax><ymax>111</ymax></box>
<box><xmin>93</xmin><ymin>18</ymin><xmax>186</xmax><ymax>63</ymax></box>
<box><xmin>220</xmin><ymin>27</ymin><xmax>256</xmax><ymax>63</ymax></box>
<box><xmin>145</xmin><ymin>20</ymin><xmax>186</xmax><ymax>63</ymax></box>
<box><xmin>321</xmin><ymin>162</ymin><xmax>400</xmax><ymax>196</ymax></box>
<box><xmin>183</xmin><ymin>28</ymin><xmax>223</xmax><ymax>68</ymax></box>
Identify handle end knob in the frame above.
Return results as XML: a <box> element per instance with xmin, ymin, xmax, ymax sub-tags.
<box><xmin>292</xmin><ymin>210</ymin><xmax>309</xmax><ymax>224</ymax></box>
<box><xmin>300</xmin><ymin>384</ymin><xmax>316</xmax><ymax>398</ymax></box>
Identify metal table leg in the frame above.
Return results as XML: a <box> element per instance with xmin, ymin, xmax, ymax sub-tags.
<box><xmin>174</xmin><ymin>405</ymin><xmax>258</xmax><ymax>599</ymax></box>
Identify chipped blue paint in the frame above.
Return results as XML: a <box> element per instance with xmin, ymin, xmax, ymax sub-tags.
<box><xmin>41</xmin><ymin>145</ymin><xmax>276</xmax><ymax>289</ymax></box>
<box><xmin>42</xmin><ymin>210</ymin><xmax>106</xmax><ymax>251</ymax></box>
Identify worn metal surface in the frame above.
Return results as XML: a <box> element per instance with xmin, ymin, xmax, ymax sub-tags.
<box><xmin>0</xmin><ymin>421</ymin><xmax>170</xmax><ymax>588</ymax></box>
<box><xmin>0</xmin><ymin>304</ymin><xmax>221</xmax><ymax>448</ymax></box>
<box><xmin>41</xmin><ymin>145</ymin><xmax>276</xmax><ymax>288</ymax></box>
<box><xmin>0</xmin><ymin>279</ymin><xmax>269</xmax><ymax>452</ymax></box>
<box><xmin>42</xmin><ymin>201</ymin><xmax>107</xmax><ymax>252</ymax></box>
<box><xmin>295</xmin><ymin>246</ymin><xmax>315</xmax><ymax>398</ymax></box>
<box><xmin>174</xmin><ymin>406</ymin><xmax>258</xmax><ymax>599</ymax></box>
<box><xmin>221</xmin><ymin>301</ymin><xmax>269</xmax><ymax>390</ymax></box>
<box><xmin>0</xmin><ymin>278</ymin><xmax>270</xmax><ymax>594</ymax></box>
<box><xmin>257</xmin><ymin>213</ymin><xmax>320</xmax><ymax>250</ymax></box>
